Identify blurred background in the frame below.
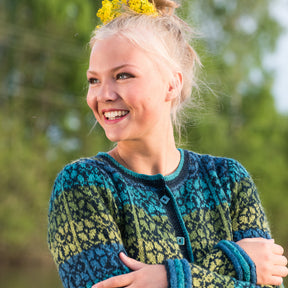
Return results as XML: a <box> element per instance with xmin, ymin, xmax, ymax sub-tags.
<box><xmin>0</xmin><ymin>0</ymin><xmax>287</xmax><ymax>287</ymax></box>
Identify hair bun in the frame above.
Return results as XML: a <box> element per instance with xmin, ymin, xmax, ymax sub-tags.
<box><xmin>151</xmin><ymin>0</ymin><xmax>179</xmax><ymax>16</ymax></box>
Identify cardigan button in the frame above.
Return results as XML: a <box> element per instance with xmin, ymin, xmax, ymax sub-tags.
<box><xmin>177</xmin><ymin>237</ymin><xmax>185</xmax><ymax>246</ymax></box>
<box><xmin>160</xmin><ymin>195</ymin><xmax>170</xmax><ymax>205</ymax></box>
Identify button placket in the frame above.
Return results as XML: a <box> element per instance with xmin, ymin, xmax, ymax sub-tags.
<box><xmin>157</xmin><ymin>177</ymin><xmax>194</xmax><ymax>262</ymax></box>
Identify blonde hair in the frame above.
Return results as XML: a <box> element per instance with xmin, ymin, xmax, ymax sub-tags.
<box><xmin>90</xmin><ymin>0</ymin><xmax>201</xmax><ymax>133</ymax></box>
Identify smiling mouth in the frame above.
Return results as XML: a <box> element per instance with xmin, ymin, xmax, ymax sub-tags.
<box><xmin>104</xmin><ymin>110</ymin><xmax>129</xmax><ymax>120</ymax></box>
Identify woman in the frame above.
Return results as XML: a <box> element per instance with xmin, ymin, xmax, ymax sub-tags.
<box><xmin>48</xmin><ymin>0</ymin><xmax>288</xmax><ymax>287</ymax></box>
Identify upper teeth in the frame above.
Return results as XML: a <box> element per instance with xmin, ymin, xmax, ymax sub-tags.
<box><xmin>104</xmin><ymin>110</ymin><xmax>129</xmax><ymax>120</ymax></box>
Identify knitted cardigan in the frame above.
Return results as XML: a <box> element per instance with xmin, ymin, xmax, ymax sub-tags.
<box><xmin>48</xmin><ymin>149</ymin><xmax>275</xmax><ymax>288</ymax></box>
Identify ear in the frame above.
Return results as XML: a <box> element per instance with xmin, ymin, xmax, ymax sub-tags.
<box><xmin>165</xmin><ymin>71</ymin><xmax>183</xmax><ymax>102</ymax></box>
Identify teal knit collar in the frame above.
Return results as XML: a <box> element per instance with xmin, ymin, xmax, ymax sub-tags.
<box><xmin>96</xmin><ymin>148</ymin><xmax>185</xmax><ymax>183</ymax></box>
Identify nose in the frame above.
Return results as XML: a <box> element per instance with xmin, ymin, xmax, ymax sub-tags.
<box><xmin>95</xmin><ymin>80</ymin><xmax>118</xmax><ymax>103</ymax></box>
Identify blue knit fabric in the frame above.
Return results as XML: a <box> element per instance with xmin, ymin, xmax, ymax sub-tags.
<box><xmin>215</xmin><ymin>241</ymin><xmax>244</xmax><ymax>280</ymax></box>
<box><xmin>165</xmin><ymin>259</ymin><xmax>176</xmax><ymax>288</ymax></box>
<box><xmin>217</xmin><ymin>240</ymin><xmax>251</xmax><ymax>282</ymax></box>
<box><xmin>229</xmin><ymin>241</ymin><xmax>257</xmax><ymax>284</ymax></box>
<box><xmin>48</xmin><ymin>149</ymin><xmax>273</xmax><ymax>288</ymax></box>
<box><xmin>175</xmin><ymin>259</ymin><xmax>185</xmax><ymax>288</ymax></box>
<box><xmin>181</xmin><ymin>259</ymin><xmax>192</xmax><ymax>288</ymax></box>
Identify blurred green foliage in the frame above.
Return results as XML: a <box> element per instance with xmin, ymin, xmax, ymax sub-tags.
<box><xmin>0</xmin><ymin>0</ymin><xmax>287</xmax><ymax>286</ymax></box>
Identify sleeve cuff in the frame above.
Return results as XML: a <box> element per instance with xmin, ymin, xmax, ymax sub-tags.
<box><xmin>165</xmin><ymin>259</ymin><xmax>192</xmax><ymax>288</ymax></box>
<box><xmin>215</xmin><ymin>240</ymin><xmax>257</xmax><ymax>284</ymax></box>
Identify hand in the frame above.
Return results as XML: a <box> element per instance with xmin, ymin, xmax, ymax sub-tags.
<box><xmin>237</xmin><ymin>238</ymin><xmax>288</xmax><ymax>286</ymax></box>
<box><xmin>92</xmin><ymin>252</ymin><xmax>168</xmax><ymax>288</ymax></box>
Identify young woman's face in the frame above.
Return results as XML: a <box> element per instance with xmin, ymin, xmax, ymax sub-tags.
<box><xmin>87</xmin><ymin>35</ymin><xmax>173</xmax><ymax>143</ymax></box>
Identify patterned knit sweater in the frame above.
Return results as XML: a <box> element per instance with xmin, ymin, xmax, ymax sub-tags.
<box><xmin>48</xmin><ymin>149</ymin><xmax>275</xmax><ymax>288</ymax></box>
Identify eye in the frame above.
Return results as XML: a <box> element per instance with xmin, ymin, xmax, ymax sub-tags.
<box><xmin>116</xmin><ymin>72</ymin><xmax>134</xmax><ymax>80</ymax></box>
<box><xmin>88</xmin><ymin>78</ymin><xmax>100</xmax><ymax>85</ymax></box>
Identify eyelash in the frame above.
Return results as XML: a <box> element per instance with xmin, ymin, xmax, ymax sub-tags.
<box><xmin>116</xmin><ymin>72</ymin><xmax>134</xmax><ymax>80</ymax></box>
<box><xmin>88</xmin><ymin>73</ymin><xmax>134</xmax><ymax>85</ymax></box>
<box><xmin>88</xmin><ymin>78</ymin><xmax>99</xmax><ymax>85</ymax></box>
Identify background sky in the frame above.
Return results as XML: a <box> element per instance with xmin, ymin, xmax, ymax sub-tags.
<box><xmin>267</xmin><ymin>0</ymin><xmax>288</xmax><ymax>113</ymax></box>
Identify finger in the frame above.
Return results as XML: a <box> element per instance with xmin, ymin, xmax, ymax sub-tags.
<box><xmin>119</xmin><ymin>252</ymin><xmax>146</xmax><ymax>271</ymax></box>
<box><xmin>272</xmin><ymin>265</ymin><xmax>288</xmax><ymax>278</ymax></box>
<box><xmin>272</xmin><ymin>244</ymin><xmax>284</xmax><ymax>255</ymax></box>
<box><xmin>273</xmin><ymin>255</ymin><xmax>288</xmax><ymax>266</ymax></box>
<box><xmin>92</xmin><ymin>273</ymin><xmax>133</xmax><ymax>288</ymax></box>
<box><xmin>268</xmin><ymin>276</ymin><xmax>283</xmax><ymax>286</ymax></box>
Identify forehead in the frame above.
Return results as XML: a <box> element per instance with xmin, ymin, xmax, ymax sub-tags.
<box><xmin>89</xmin><ymin>34</ymin><xmax>170</xmax><ymax>82</ymax></box>
<box><xmin>90</xmin><ymin>35</ymin><xmax>149</xmax><ymax>69</ymax></box>
<box><xmin>92</xmin><ymin>35</ymin><xmax>133</xmax><ymax>54</ymax></box>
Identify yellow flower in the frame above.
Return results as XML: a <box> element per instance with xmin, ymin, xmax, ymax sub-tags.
<box><xmin>128</xmin><ymin>0</ymin><xmax>158</xmax><ymax>15</ymax></box>
<box><xmin>96</xmin><ymin>0</ymin><xmax>158</xmax><ymax>25</ymax></box>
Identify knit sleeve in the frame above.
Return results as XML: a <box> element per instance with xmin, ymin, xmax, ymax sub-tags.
<box><xmin>47</xmin><ymin>160</ymin><xmax>130</xmax><ymax>288</ymax></box>
<box><xmin>229</xmin><ymin>161</ymin><xmax>271</xmax><ymax>241</ymax></box>
<box><xmin>165</xmin><ymin>258</ymin><xmax>278</xmax><ymax>287</ymax></box>
<box><xmin>166</xmin><ymin>259</ymin><xmax>280</xmax><ymax>288</ymax></box>
<box><xmin>215</xmin><ymin>159</ymin><xmax>272</xmax><ymax>282</ymax></box>
<box><xmin>165</xmin><ymin>242</ymin><xmax>277</xmax><ymax>287</ymax></box>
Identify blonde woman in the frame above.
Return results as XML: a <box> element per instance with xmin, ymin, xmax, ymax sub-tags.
<box><xmin>48</xmin><ymin>1</ymin><xmax>288</xmax><ymax>287</ymax></box>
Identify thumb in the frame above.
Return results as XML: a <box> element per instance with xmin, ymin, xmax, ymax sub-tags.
<box><xmin>119</xmin><ymin>252</ymin><xmax>146</xmax><ymax>271</ymax></box>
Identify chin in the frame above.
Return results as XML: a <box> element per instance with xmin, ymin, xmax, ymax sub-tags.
<box><xmin>104</xmin><ymin>128</ymin><xmax>137</xmax><ymax>143</ymax></box>
<box><xmin>105</xmin><ymin>132</ymin><xmax>124</xmax><ymax>143</ymax></box>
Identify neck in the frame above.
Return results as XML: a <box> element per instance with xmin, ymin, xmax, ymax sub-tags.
<box><xmin>109</xmin><ymin>130</ymin><xmax>180</xmax><ymax>176</ymax></box>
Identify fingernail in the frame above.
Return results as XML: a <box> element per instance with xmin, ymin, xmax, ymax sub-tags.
<box><xmin>119</xmin><ymin>251</ymin><xmax>127</xmax><ymax>256</ymax></box>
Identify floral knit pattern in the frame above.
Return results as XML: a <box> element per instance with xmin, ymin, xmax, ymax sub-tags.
<box><xmin>48</xmin><ymin>149</ymin><xmax>274</xmax><ymax>288</ymax></box>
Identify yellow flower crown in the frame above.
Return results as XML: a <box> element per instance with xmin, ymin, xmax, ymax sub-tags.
<box><xmin>97</xmin><ymin>0</ymin><xmax>158</xmax><ymax>25</ymax></box>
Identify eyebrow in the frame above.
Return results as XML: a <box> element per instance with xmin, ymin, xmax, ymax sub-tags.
<box><xmin>87</xmin><ymin>64</ymin><xmax>137</xmax><ymax>75</ymax></box>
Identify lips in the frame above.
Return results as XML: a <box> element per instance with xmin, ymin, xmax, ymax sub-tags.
<box><xmin>103</xmin><ymin>110</ymin><xmax>129</xmax><ymax>120</ymax></box>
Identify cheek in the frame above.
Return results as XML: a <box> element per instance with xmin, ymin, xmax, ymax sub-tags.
<box><xmin>86</xmin><ymin>99</ymin><xmax>93</xmax><ymax>111</ymax></box>
<box><xmin>86</xmin><ymin>92</ymin><xmax>101</xmax><ymax>121</ymax></box>
<box><xmin>86</xmin><ymin>89</ymin><xmax>96</xmax><ymax>109</ymax></box>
